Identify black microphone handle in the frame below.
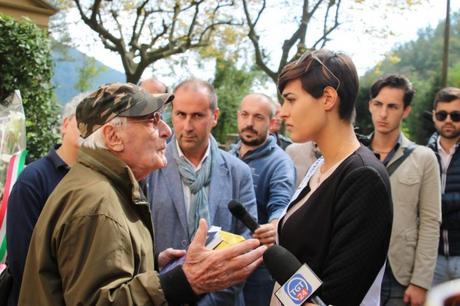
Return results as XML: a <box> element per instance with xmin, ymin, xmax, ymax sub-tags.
<box><xmin>227</xmin><ymin>200</ymin><xmax>260</xmax><ymax>233</ymax></box>
<box><xmin>240</xmin><ymin>214</ymin><xmax>259</xmax><ymax>233</ymax></box>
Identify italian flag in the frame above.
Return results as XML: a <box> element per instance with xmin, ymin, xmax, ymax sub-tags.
<box><xmin>0</xmin><ymin>150</ymin><xmax>27</xmax><ymax>262</ymax></box>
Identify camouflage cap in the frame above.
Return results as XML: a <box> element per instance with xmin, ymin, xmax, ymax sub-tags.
<box><xmin>76</xmin><ymin>83</ymin><xmax>174</xmax><ymax>138</ymax></box>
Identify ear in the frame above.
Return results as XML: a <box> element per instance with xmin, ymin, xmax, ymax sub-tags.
<box><xmin>211</xmin><ymin>107</ymin><xmax>220</xmax><ymax>128</ymax></box>
<box><xmin>322</xmin><ymin>87</ymin><xmax>339</xmax><ymax>112</ymax></box>
<box><xmin>402</xmin><ymin>105</ymin><xmax>412</xmax><ymax>119</ymax></box>
<box><xmin>60</xmin><ymin>116</ymin><xmax>71</xmax><ymax>136</ymax></box>
<box><xmin>102</xmin><ymin>124</ymin><xmax>124</xmax><ymax>152</ymax></box>
<box><xmin>432</xmin><ymin>110</ymin><xmax>436</xmax><ymax>122</ymax></box>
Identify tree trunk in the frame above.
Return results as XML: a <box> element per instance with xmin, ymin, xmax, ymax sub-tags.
<box><xmin>441</xmin><ymin>0</ymin><xmax>450</xmax><ymax>88</ymax></box>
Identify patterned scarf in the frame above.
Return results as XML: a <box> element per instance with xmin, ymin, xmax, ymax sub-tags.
<box><xmin>171</xmin><ymin>135</ymin><xmax>219</xmax><ymax>239</ymax></box>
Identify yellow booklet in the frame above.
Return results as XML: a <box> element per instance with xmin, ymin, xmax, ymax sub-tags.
<box><xmin>214</xmin><ymin>230</ymin><xmax>246</xmax><ymax>250</ymax></box>
<box><xmin>206</xmin><ymin>226</ymin><xmax>245</xmax><ymax>250</ymax></box>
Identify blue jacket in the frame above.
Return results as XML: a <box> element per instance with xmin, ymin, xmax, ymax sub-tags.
<box><xmin>229</xmin><ymin>135</ymin><xmax>296</xmax><ymax>224</ymax></box>
<box><xmin>147</xmin><ymin>140</ymin><xmax>257</xmax><ymax>306</ymax></box>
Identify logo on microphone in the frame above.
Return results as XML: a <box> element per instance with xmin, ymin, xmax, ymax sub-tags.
<box><xmin>284</xmin><ymin>273</ymin><xmax>312</xmax><ymax>304</ymax></box>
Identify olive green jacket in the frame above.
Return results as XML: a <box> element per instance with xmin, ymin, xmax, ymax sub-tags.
<box><xmin>19</xmin><ymin>147</ymin><xmax>170</xmax><ymax>305</ymax></box>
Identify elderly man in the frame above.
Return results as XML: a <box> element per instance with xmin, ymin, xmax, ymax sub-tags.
<box><xmin>18</xmin><ymin>83</ymin><xmax>265</xmax><ymax>305</ymax></box>
<box><xmin>146</xmin><ymin>79</ymin><xmax>257</xmax><ymax>305</ymax></box>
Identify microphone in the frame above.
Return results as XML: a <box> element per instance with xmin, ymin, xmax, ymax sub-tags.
<box><xmin>228</xmin><ymin>200</ymin><xmax>259</xmax><ymax>233</ymax></box>
<box><xmin>264</xmin><ymin>245</ymin><xmax>327</xmax><ymax>306</ymax></box>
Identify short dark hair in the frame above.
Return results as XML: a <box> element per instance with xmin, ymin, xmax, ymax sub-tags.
<box><xmin>278</xmin><ymin>49</ymin><xmax>359</xmax><ymax>122</ymax></box>
<box><xmin>174</xmin><ymin>78</ymin><xmax>218</xmax><ymax>111</ymax></box>
<box><xmin>369</xmin><ymin>74</ymin><xmax>415</xmax><ymax>108</ymax></box>
<box><xmin>433</xmin><ymin>87</ymin><xmax>460</xmax><ymax>109</ymax></box>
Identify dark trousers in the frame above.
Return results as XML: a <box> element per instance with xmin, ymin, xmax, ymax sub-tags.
<box><xmin>243</xmin><ymin>265</ymin><xmax>274</xmax><ymax>306</ymax></box>
<box><xmin>381</xmin><ymin>264</ymin><xmax>407</xmax><ymax>306</ymax></box>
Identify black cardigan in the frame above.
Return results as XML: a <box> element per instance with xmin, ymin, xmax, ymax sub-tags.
<box><xmin>278</xmin><ymin>145</ymin><xmax>392</xmax><ymax>306</ymax></box>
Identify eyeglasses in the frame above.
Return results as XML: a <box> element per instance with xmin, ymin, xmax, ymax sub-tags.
<box><xmin>434</xmin><ymin>110</ymin><xmax>460</xmax><ymax>122</ymax></box>
<box><xmin>295</xmin><ymin>51</ymin><xmax>341</xmax><ymax>92</ymax></box>
<box><xmin>127</xmin><ymin>112</ymin><xmax>162</xmax><ymax>126</ymax></box>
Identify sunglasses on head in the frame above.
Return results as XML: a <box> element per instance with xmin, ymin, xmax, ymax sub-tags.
<box><xmin>295</xmin><ymin>51</ymin><xmax>341</xmax><ymax>92</ymax></box>
<box><xmin>434</xmin><ymin>110</ymin><xmax>460</xmax><ymax>122</ymax></box>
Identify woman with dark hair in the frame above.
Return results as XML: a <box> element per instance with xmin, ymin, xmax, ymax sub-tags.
<box><xmin>273</xmin><ymin>49</ymin><xmax>393</xmax><ymax>305</ymax></box>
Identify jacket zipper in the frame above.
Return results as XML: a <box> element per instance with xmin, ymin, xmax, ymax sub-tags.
<box><xmin>443</xmin><ymin>229</ymin><xmax>449</xmax><ymax>257</ymax></box>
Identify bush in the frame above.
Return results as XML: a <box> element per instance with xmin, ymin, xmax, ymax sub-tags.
<box><xmin>0</xmin><ymin>15</ymin><xmax>59</xmax><ymax>160</ymax></box>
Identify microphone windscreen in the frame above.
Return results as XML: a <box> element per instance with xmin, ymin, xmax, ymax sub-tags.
<box><xmin>264</xmin><ymin>245</ymin><xmax>302</xmax><ymax>284</ymax></box>
<box><xmin>228</xmin><ymin>200</ymin><xmax>246</xmax><ymax>218</ymax></box>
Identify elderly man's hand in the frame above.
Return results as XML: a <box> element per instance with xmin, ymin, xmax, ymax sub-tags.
<box><xmin>183</xmin><ymin>219</ymin><xmax>266</xmax><ymax>295</ymax></box>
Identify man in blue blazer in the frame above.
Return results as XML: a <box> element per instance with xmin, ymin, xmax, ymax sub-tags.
<box><xmin>146</xmin><ymin>79</ymin><xmax>257</xmax><ymax>306</ymax></box>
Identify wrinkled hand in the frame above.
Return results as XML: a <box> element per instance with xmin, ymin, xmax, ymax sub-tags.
<box><xmin>252</xmin><ymin>220</ymin><xmax>278</xmax><ymax>247</ymax></box>
<box><xmin>183</xmin><ymin>219</ymin><xmax>266</xmax><ymax>295</ymax></box>
<box><xmin>158</xmin><ymin>248</ymin><xmax>186</xmax><ymax>269</ymax></box>
<box><xmin>403</xmin><ymin>284</ymin><xmax>427</xmax><ymax>306</ymax></box>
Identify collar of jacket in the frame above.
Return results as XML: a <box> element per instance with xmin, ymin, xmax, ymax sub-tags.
<box><xmin>234</xmin><ymin>135</ymin><xmax>277</xmax><ymax>161</ymax></box>
<box><xmin>427</xmin><ymin>132</ymin><xmax>460</xmax><ymax>151</ymax></box>
<box><xmin>77</xmin><ymin>147</ymin><xmax>149</xmax><ymax>206</ymax></box>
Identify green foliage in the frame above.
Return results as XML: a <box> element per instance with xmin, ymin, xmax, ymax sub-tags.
<box><xmin>0</xmin><ymin>15</ymin><xmax>60</xmax><ymax>160</ymax></box>
<box><xmin>212</xmin><ymin>59</ymin><xmax>258</xmax><ymax>145</ymax></box>
<box><xmin>355</xmin><ymin>82</ymin><xmax>373</xmax><ymax>136</ymax></box>
<box><xmin>448</xmin><ymin>62</ymin><xmax>460</xmax><ymax>87</ymax></box>
<box><xmin>75</xmin><ymin>56</ymin><xmax>108</xmax><ymax>92</ymax></box>
<box><xmin>356</xmin><ymin>11</ymin><xmax>460</xmax><ymax>144</ymax></box>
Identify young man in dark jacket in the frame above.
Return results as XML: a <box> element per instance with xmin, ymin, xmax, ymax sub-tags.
<box><xmin>428</xmin><ymin>87</ymin><xmax>460</xmax><ymax>286</ymax></box>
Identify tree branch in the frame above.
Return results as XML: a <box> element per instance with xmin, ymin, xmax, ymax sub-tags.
<box><xmin>242</xmin><ymin>0</ymin><xmax>277</xmax><ymax>81</ymax></box>
<box><xmin>186</xmin><ymin>1</ymin><xmax>202</xmax><ymax>39</ymax></box>
<box><xmin>149</xmin><ymin>20</ymin><xmax>168</xmax><ymax>50</ymax></box>
<box><xmin>312</xmin><ymin>0</ymin><xmax>341</xmax><ymax>49</ymax></box>
<box><xmin>129</xmin><ymin>0</ymin><xmax>149</xmax><ymax>48</ymax></box>
<box><xmin>73</xmin><ymin>0</ymin><xmax>124</xmax><ymax>52</ymax></box>
<box><xmin>168</xmin><ymin>1</ymin><xmax>180</xmax><ymax>44</ymax></box>
<box><xmin>110</xmin><ymin>10</ymin><xmax>125</xmax><ymax>44</ymax></box>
